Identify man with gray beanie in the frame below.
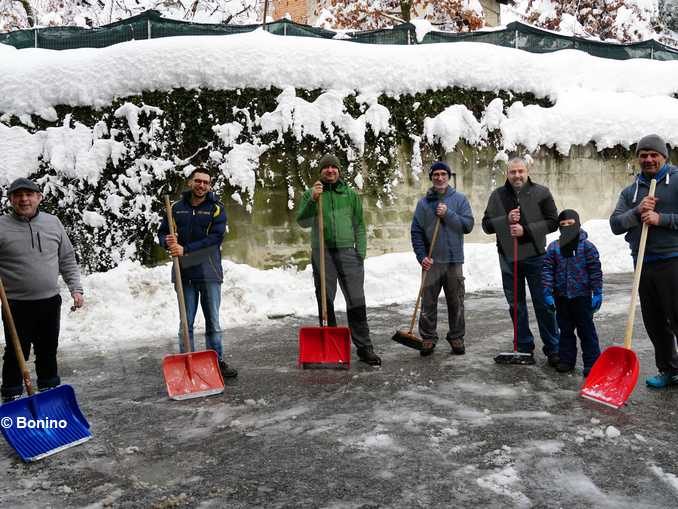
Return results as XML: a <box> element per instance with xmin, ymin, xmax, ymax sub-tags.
<box><xmin>0</xmin><ymin>178</ymin><xmax>84</xmax><ymax>403</ymax></box>
<box><xmin>611</xmin><ymin>134</ymin><xmax>678</xmax><ymax>389</ymax></box>
<box><xmin>296</xmin><ymin>154</ymin><xmax>381</xmax><ymax>365</ymax></box>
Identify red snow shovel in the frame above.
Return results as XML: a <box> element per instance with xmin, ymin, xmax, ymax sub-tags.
<box><xmin>580</xmin><ymin>179</ymin><xmax>657</xmax><ymax>408</ymax></box>
<box><xmin>495</xmin><ymin>236</ymin><xmax>535</xmax><ymax>365</ymax></box>
<box><xmin>391</xmin><ymin>217</ymin><xmax>441</xmax><ymax>351</ymax></box>
<box><xmin>161</xmin><ymin>195</ymin><xmax>224</xmax><ymax>400</ymax></box>
<box><xmin>298</xmin><ymin>193</ymin><xmax>351</xmax><ymax>369</ymax></box>
<box><xmin>0</xmin><ymin>277</ymin><xmax>91</xmax><ymax>462</ymax></box>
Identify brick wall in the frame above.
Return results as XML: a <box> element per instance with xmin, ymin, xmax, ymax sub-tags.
<box><xmin>272</xmin><ymin>0</ymin><xmax>312</xmax><ymax>24</ymax></box>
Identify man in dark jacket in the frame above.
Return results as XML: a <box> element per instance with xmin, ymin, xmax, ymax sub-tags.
<box><xmin>0</xmin><ymin>178</ymin><xmax>84</xmax><ymax>403</ymax></box>
<box><xmin>411</xmin><ymin>161</ymin><xmax>474</xmax><ymax>357</ymax></box>
<box><xmin>296</xmin><ymin>154</ymin><xmax>381</xmax><ymax>366</ymax></box>
<box><xmin>610</xmin><ymin>134</ymin><xmax>678</xmax><ymax>388</ymax></box>
<box><xmin>158</xmin><ymin>168</ymin><xmax>237</xmax><ymax>378</ymax></box>
<box><xmin>482</xmin><ymin>157</ymin><xmax>560</xmax><ymax>365</ymax></box>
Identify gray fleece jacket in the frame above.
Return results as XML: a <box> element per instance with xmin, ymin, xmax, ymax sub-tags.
<box><xmin>0</xmin><ymin>211</ymin><xmax>83</xmax><ymax>300</ymax></box>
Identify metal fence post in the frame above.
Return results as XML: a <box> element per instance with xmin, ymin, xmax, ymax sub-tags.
<box><xmin>651</xmin><ymin>46</ymin><xmax>654</xmax><ymax>60</ymax></box>
<box><xmin>34</xmin><ymin>27</ymin><xmax>38</xmax><ymax>48</ymax></box>
<box><xmin>514</xmin><ymin>29</ymin><xmax>518</xmax><ymax>49</ymax></box>
<box><xmin>148</xmin><ymin>19</ymin><xmax>152</xmax><ymax>39</ymax></box>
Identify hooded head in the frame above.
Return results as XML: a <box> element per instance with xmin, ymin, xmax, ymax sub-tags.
<box><xmin>558</xmin><ymin>209</ymin><xmax>581</xmax><ymax>258</ymax></box>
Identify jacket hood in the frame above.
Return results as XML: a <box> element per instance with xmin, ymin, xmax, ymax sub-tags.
<box><xmin>630</xmin><ymin>164</ymin><xmax>678</xmax><ymax>203</ymax></box>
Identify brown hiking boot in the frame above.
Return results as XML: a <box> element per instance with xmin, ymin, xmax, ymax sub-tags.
<box><xmin>448</xmin><ymin>338</ymin><xmax>465</xmax><ymax>355</ymax></box>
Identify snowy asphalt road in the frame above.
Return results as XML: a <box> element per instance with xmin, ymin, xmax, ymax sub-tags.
<box><xmin>1</xmin><ymin>272</ymin><xmax>678</xmax><ymax>508</ymax></box>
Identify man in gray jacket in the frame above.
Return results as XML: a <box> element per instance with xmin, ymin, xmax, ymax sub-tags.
<box><xmin>610</xmin><ymin>134</ymin><xmax>678</xmax><ymax>389</ymax></box>
<box><xmin>0</xmin><ymin>178</ymin><xmax>84</xmax><ymax>403</ymax></box>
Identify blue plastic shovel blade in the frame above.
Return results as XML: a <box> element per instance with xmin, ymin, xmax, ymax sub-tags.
<box><xmin>0</xmin><ymin>385</ymin><xmax>91</xmax><ymax>462</ymax></box>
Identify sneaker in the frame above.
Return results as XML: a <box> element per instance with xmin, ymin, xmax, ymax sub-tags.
<box><xmin>646</xmin><ymin>372</ymin><xmax>672</xmax><ymax>388</ymax></box>
<box><xmin>448</xmin><ymin>338</ymin><xmax>465</xmax><ymax>355</ymax></box>
<box><xmin>219</xmin><ymin>361</ymin><xmax>238</xmax><ymax>379</ymax></box>
<box><xmin>420</xmin><ymin>344</ymin><xmax>436</xmax><ymax>357</ymax></box>
<box><xmin>357</xmin><ymin>346</ymin><xmax>382</xmax><ymax>366</ymax></box>
<box><xmin>556</xmin><ymin>362</ymin><xmax>574</xmax><ymax>373</ymax></box>
<box><xmin>547</xmin><ymin>353</ymin><xmax>560</xmax><ymax>368</ymax></box>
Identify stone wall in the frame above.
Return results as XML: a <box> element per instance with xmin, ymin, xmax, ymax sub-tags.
<box><xmin>220</xmin><ymin>143</ymin><xmax>645</xmax><ymax>269</ymax></box>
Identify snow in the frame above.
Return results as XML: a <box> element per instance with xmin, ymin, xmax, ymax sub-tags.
<box><xmin>20</xmin><ymin>218</ymin><xmax>626</xmax><ymax>355</ymax></box>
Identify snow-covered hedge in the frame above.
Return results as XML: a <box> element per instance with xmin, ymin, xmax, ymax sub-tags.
<box><xmin>1</xmin><ymin>84</ymin><xmax>551</xmax><ymax>272</ymax></box>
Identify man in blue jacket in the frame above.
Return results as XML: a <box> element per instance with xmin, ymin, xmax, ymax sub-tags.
<box><xmin>158</xmin><ymin>168</ymin><xmax>237</xmax><ymax>378</ymax></box>
<box><xmin>610</xmin><ymin>134</ymin><xmax>678</xmax><ymax>388</ymax></box>
<box><xmin>411</xmin><ymin>161</ymin><xmax>474</xmax><ymax>356</ymax></box>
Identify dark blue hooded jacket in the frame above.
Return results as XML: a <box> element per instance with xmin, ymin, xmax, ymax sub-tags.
<box><xmin>158</xmin><ymin>190</ymin><xmax>226</xmax><ymax>283</ymax></box>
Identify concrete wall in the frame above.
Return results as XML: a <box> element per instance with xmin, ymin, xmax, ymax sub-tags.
<box><xmin>221</xmin><ymin>143</ymin><xmax>642</xmax><ymax>269</ymax></box>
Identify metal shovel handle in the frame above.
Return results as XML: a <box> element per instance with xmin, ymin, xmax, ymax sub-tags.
<box><xmin>164</xmin><ymin>195</ymin><xmax>192</xmax><ymax>353</ymax></box>
<box><xmin>623</xmin><ymin>178</ymin><xmax>656</xmax><ymax>349</ymax></box>
<box><xmin>0</xmin><ymin>277</ymin><xmax>34</xmax><ymax>396</ymax></box>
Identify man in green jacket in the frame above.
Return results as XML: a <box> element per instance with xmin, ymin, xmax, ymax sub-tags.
<box><xmin>296</xmin><ymin>154</ymin><xmax>381</xmax><ymax>366</ymax></box>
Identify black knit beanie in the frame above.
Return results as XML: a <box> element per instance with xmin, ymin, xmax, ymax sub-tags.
<box><xmin>429</xmin><ymin>161</ymin><xmax>452</xmax><ymax>180</ymax></box>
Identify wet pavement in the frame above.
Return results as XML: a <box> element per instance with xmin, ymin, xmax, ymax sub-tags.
<box><xmin>1</xmin><ymin>273</ymin><xmax>678</xmax><ymax>508</ymax></box>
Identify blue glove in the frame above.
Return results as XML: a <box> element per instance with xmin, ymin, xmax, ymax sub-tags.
<box><xmin>544</xmin><ymin>292</ymin><xmax>555</xmax><ymax>310</ymax></box>
<box><xmin>591</xmin><ymin>293</ymin><xmax>603</xmax><ymax>314</ymax></box>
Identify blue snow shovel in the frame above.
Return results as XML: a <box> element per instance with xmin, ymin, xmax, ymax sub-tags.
<box><xmin>0</xmin><ymin>278</ymin><xmax>91</xmax><ymax>462</ymax></box>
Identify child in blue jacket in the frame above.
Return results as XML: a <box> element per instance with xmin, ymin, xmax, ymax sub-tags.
<box><xmin>542</xmin><ymin>209</ymin><xmax>602</xmax><ymax>376</ymax></box>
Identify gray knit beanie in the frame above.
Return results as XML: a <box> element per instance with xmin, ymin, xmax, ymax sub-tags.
<box><xmin>635</xmin><ymin>134</ymin><xmax>668</xmax><ymax>158</ymax></box>
<box><xmin>318</xmin><ymin>154</ymin><xmax>341</xmax><ymax>171</ymax></box>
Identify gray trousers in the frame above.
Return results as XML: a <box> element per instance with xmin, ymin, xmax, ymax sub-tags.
<box><xmin>418</xmin><ymin>263</ymin><xmax>465</xmax><ymax>343</ymax></box>
<box><xmin>311</xmin><ymin>247</ymin><xmax>372</xmax><ymax>349</ymax></box>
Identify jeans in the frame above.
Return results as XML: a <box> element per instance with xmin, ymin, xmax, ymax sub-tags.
<box><xmin>177</xmin><ymin>281</ymin><xmax>223</xmax><ymax>360</ymax></box>
<box><xmin>311</xmin><ymin>247</ymin><xmax>372</xmax><ymax>349</ymax></box>
<box><xmin>499</xmin><ymin>253</ymin><xmax>559</xmax><ymax>355</ymax></box>
<box><xmin>555</xmin><ymin>296</ymin><xmax>600</xmax><ymax>369</ymax></box>
<box><xmin>1</xmin><ymin>295</ymin><xmax>62</xmax><ymax>399</ymax></box>
<box><xmin>419</xmin><ymin>263</ymin><xmax>465</xmax><ymax>343</ymax></box>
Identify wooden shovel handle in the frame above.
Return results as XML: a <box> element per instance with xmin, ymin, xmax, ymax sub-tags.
<box><xmin>408</xmin><ymin>216</ymin><xmax>442</xmax><ymax>334</ymax></box>
<box><xmin>318</xmin><ymin>194</ymin><xmax>328</xmax><ymax>327</ymax></box>
<box><xmin>624</xmin><ymin>178</ymin><xmax>656</xmax><ymax>349</ymax></box>
<box><xmin>0</xmin><ymin>277</ymin><xmax>34</xmax><ymax>396</ymax></box>
<box><xmin>164</xmin><ymin>195</ymin><xmax>192</xmax><ymax>353</ymax></box>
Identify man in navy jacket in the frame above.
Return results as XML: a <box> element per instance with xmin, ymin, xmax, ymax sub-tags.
<box><xmin>158</xmin><ymin>168</ymin><xmax>237</xmax><ymax>378</ymax></box>
<box><xmin>411</xmin><ymin>161</ymin><xmax>474</xmax><ymax>356</ymax></box>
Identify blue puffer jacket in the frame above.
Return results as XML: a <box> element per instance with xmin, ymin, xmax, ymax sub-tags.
<box><xmin>158</xmin><ymin>191</ymin><xmax>226</xmax><ymax>283</ymax></box>
<box><xmin>542</xmin><ymin>230</ymin><xmax>602</xmax><ymax>299</ymax></box>
<box><xmin>411</xmin><ymin>186</ymin><xmax>474</xmax><ymax>264</ymax></box>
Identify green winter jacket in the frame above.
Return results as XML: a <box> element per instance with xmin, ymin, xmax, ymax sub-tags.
<box><xmin>296</xmin><ymin>180</ymin><xmax>367</xmax><ymax>259</ymax></box>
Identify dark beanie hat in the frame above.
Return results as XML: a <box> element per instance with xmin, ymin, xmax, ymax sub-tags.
<box><xmin>429</xmin><ymin>161</ymin><xmax>452</xmax><ymax>180</ymax></box>
<box><xmin>635</xmin><ymin>134</ymin><xmax>668</xmax><ymax>159</ymax></box>
<box><xmin>318</xmin><ymin>154</ymin><xmax>341</xmax><ymax>171</ymax></box>
<box><xmin>558</xmin><ymin>209</ymin><xmax>580</xmax><ymax>226</ymax></box>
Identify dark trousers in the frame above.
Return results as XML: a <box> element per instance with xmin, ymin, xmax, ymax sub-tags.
<box><xmin>555</xmin><ymin>296</ymin><xmax>600</xmax><ymax>369</ymax></box>
<box><xmin>499</xmin><ymin>253</ymin><xmax>560</xmax><ymax>355</ymax></box>
<box><xmin>639</xmin><ymin>258</ymin><xmax>678</xmax><ymax>374</ymax></box>
<box><xmin>1</xmin><ymin>295</ymin><xmax>62</xmax><ymax>399</ymax></box>
<box><xmin>418</xmin><ymin>263</ymin><xmax>465</xmax><ymax>343</ymax></box>
<box><xmin>312</xmin><ymin>247</ymin><xmax>371</xmax><ymax>349</ymax></box>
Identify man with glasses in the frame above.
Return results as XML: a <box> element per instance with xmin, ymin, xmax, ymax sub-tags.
<box><xmin>411</xmin><ymin>161</ymin><xmax>474</xmax><ymax>357</ymax></box>
<box><xmin>158</xmin><ymin>168</ymin><xmax>237</xmax><ymax>378</ymax></box>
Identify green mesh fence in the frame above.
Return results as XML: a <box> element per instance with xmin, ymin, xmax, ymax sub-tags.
<box><xmin>1</xmin><ymin>11</ymin><xmax>677</xmax><ymax>61</ymax></box>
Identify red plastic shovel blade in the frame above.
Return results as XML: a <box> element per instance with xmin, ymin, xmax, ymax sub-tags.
<box><xmin>162</xmin><ymin>350</ymin><xmax>224</xmax><ymax>400</ymax></box>
<box><xmin>580</xmin><ymin>345</ymin><xmax>640</xmax><ymax>409</ymax></box>
<box><xmin>298</xmin><ymin>326</ymin><xmax>351</xmax><ymax>369</ymax></box>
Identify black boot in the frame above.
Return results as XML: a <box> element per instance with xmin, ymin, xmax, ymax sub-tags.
<box><xmin>357</xmin><ymin>346</ymin><xmax>382</xmax><ymax>366</ymax></box>
<box><xmin>219</xmin><ymin>360</ymin><xmax>238</xmax><ymax>378</ymax></box>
